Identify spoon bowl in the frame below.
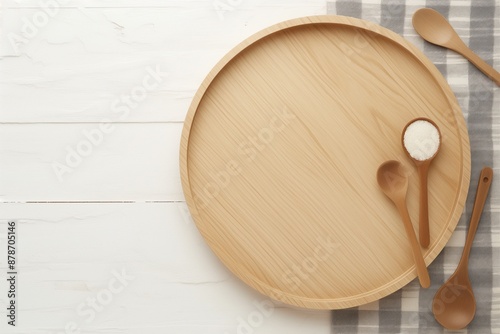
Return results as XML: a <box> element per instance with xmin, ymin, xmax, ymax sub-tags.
<box><xmin>433</xmin><ymin>283</ymin><xmax>475</xmax><ymax>330</ymax></box>
<box><xmin>412</xmin><ymin>8</ymin><xmax>461</xmax><ymax>49</ymax></box>
<box><xmin>376</xmin><ymin>160</ymin><xmax>408</xmax><ymax>199</ymax></box>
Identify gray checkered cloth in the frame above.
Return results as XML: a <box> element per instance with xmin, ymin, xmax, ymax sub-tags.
<box><xmin>326</xmin><ymin>1</ymin><xmax>499</xmax><ymax>333</ymax></box>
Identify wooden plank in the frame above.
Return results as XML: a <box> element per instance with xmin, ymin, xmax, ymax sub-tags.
<box><xmin>0</xmin><ymin>203</ymin><xmax>331</xmax><ymax>333</ymax></box>
<box><xmin>0</xmin><ymin>50</ymin><xmax>208</xmax><ymax>123</ymax></box>
<box><xmin>0</xmin><ymin>123</ymin><xmax>184</xmax><ymax>201</ymax></box>
<box><xmin>3</xmin><ymin>0</ymin><xmax>325</xmax><ymax>9</ymax></box>
<box><xmin>0</xmin><ymin>3</ymin><xmax>326</xmax><ymax>122</ymax></box>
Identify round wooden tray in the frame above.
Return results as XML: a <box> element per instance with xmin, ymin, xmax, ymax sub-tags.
<box><xmin>180</xmin><ymin>16</ymin><xmax>470</xmax><ymax>309</ymax></box>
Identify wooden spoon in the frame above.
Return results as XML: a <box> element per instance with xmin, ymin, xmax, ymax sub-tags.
<box><xmin>432</xmin><ymin>167</ymin><xmax>493</xmax><ymax>330</ymax></box>
<box><xmin>402</xmin><ymin>118</ymin><xmax>441</xmax><ymax>248</ymax></box>
<box><xmin>377</xmin><ymin>160</ymin><xmax>431</xmax><ymax>288</ymax></box>
<box><xmin>413</xmin><ymin>8</ymin><xmax>500</xmax><ymax>86</ymax></box>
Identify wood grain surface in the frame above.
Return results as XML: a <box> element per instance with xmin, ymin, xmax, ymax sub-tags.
<box><xmin>180</xmin><ymin>16</ymin><xmax>471</xmax><ymax>309</ymax></box>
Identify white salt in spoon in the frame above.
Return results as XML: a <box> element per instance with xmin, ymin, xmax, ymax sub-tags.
<box><xmin>402</xmin><ymin>118</ymin><xmax>441</xmax><ymax>248</ymax></box>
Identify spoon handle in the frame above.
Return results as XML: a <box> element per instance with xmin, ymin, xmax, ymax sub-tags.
<box><xmin>396</xmin><ymin>200</ymin><xmax>431</xmax><ymax>288</ymax></box>
<box><xmin>418</xmin><ymin>164</ymin><xmax>430</xmax><ymax>248</ymax></box>
<box><xmin>458</xmin><ymin>167</ymin><xmax>493</xmax><ymax>271</ymax></box>
<box><xmin>458</xmin><ymin>45</ymin><xmax>500</xmax><ymax>86</ymax></box>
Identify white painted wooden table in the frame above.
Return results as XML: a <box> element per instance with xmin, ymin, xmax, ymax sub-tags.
<box><xmin>0</xmin><ymin>1</ymin><xmax>333</xmax><ymax>333</ymax></box>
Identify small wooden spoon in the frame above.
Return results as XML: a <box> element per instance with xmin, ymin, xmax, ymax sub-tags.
<box><xmin>402</xmin><ymin>118</ymin><xmax>441</xmax><ymax>248</ymax></box>
<box><xmin>413</xmin><ymin>8</ymin><xmax>500</xmax><ymax>86</ymax></box>
<box><xmin>432</xmin><ymin>167</ymin><xmax>493</xmax><ymax>330</ymax></box>
<box><xmin>377</xmin><ymin>160</ymin><xmax>431</xmax><ymax>288</ymax></box>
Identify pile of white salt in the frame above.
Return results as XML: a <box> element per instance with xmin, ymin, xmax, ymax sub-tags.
<box><xmin>403</xmin><ymin>120</ymin><xmax>440</xmax><ymax>161</ymax></box>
